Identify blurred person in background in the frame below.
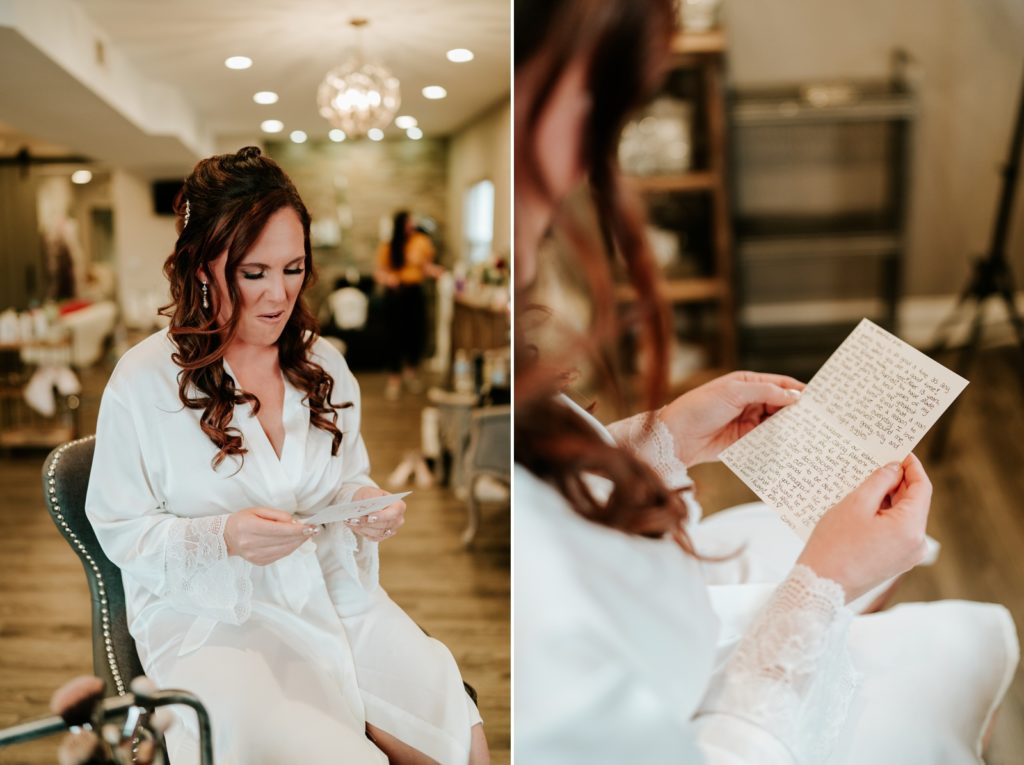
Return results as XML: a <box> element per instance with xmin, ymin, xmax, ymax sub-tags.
<box><xmin>513</xmin><ymin>1</ymin><xmax>1017</xmax><ymax>763</ymax></box>
<box><xmin>375</xmin><ymin>210</ymin><xmax>443</xmax><ymax>400</ymax></box>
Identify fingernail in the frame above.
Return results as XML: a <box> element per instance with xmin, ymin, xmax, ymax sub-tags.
<box><xmin>368</xmin><ymin>515</ymin><xmax>378</xmax><ymax>523</ymax></box>
<box><xmin>312</xmin><ymin>526</ymin><xmax>322</xmax><ymax>535</ymax></box>
<box><xmin>346</xmin><ymin>518</ymin><xmax>360</xmax><ymax>526</ymax></box>
<box><xmin>786</xmin><ymin>389</ymin><xmax>801</xmax><ymax>398</ymax></box>
<box><xmin>884</xmin><ymin>461</ymin><xmax>901</xmax><ymax>472</ymax></box>
<box><xmin>303</xmin><ymin>527</ymin><xmax>315</xmax><ymax>536</ymax></box>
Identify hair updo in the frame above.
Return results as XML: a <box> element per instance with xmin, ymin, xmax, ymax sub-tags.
<box><xmin>161</xmin><ymin>146</ymin><xmax>348</xmax><ymax>469</ymax></box>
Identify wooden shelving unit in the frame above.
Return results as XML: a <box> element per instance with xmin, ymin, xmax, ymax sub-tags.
<box><xmin>730</xmin><ymin>72</ymin><xmax>916</xmax><ymax>378</ymax></box>
<box><xmin>615</xmin><ymin>276</ymin><xmax>723</xmax><ymax>304</ymax></box>
<box><xmin>617</xmin><ymin>29</ymin><xmax>737</xmax><ymax>403</ymax></box>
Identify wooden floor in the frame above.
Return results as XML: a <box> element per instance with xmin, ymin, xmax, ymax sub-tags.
<box><xmin>0</xmin><ymin>361</ymin><xmax>510</xmax><ymax>764</ymax></box>
<box><xmin>691</xmin><ymin>345</ymin><xmax>1024</xmax><ymax>764</ymax></box>
<box><xmin>2</xmin><ymin>341</ymin><xmax>1021</xmax><ymax>763</ymax></box>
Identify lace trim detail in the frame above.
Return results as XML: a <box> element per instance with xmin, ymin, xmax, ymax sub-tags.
<box><xmin>607</xmin><ymin>410</ymin><xmax>692</xmax><ymax>490</ymax></box>
<box><xmin>702</xmin><ymin>564</ymin><xmax>860</xmax><ymax>763</ymax></box>
<box><xmin>164</xmin><ymin>515</ymin><xmax>253</xmax><ymax>625</ymax></box>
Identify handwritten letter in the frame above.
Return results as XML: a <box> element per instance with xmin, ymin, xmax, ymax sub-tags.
<box><xmin>719</xmin><ymin>319</ymin><xmax>967</xmax><ymax>539</ymax></box>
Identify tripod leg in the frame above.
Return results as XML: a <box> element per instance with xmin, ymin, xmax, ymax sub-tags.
<box><xmin>929</xmin><ymin>297</ymin><xmax>986</xmax><ymax>460</ymax></box>
<box><xmin>996</xmin><ymin>276</ymin><xmax>1024</xmax><ymax>351</ymax></box>
<box><xmin>927</xmin><ymin>269</ymin><xmax>980</xmax><ymax>358</ymax></box>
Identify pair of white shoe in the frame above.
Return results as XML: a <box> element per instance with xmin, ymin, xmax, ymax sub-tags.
<box><xmin>23</xmin><ymin>365</ymin><xmax>81</xmax><ymax>417</ymax></box>
<box><xmin>385</xmin><ymin>376</ymin><xmax>423</xmax><ymax>401</ymax></box>
<box><xmin>387</xmin><ymin>450</ymin><xmax>434</xmax><ymax>489</ymax></box>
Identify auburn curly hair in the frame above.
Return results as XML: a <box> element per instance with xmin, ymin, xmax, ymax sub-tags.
<box><xmin>160</xmin><ymin>146</ymin><xmax>349</xmax><ymax>469</ymax></box>
<box><xmin>515</xmin><ymin>0</ymin><xmax>701</xmax><ymax>554</ymax></box>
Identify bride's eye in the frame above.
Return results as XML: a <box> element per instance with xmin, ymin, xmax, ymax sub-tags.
<box><xmin>241</xmin><ymin>271</ymin><xmax>264</xmax><ymax>280</ymax></box>
<box><xmin>284</xmin><ymin>267</ymin><xmax>305</xmax><ymax>276</ymax></box>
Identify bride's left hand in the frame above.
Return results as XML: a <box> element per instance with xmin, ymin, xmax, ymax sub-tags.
<box><xmin>345</xmin><ymin>486</ymin><xmax>406</xmax><ymax>542</ymax></box>
<box><xmin>658</xmin><ymin>371</ymin><xmax>805</xmax><ymax>467</ymax></box>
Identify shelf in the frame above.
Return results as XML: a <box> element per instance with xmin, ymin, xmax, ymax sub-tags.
<box><xmin>740</xmin><ymin>301</ymin><xmax>887</xmax><ymax>329</ymax></box>
<box><xmin>740</xmin><ymin>320</ymin><xmax>881</xmax><ymax>379</ymax></box>
<box><xmin>737</xmin><ymin>213</ymin><xmax>899</xmax><ymax>239</ymax></box>
<box><xmin>671</xmin><ymin>30</ymin><xmax>726</xmax><ymax>56</ymax></box>
<box><xmin>625</xmin><ymin>172</ymin><xmax>718</xmax><ymax>194</ymax></box>
<box><xmin>0</xmin><ymin>339</ymin><xmax>70</xmax><ymax>351</ymax></box>
<box><xmin>0</xmin><ymin>424</ymin><xmax>74</xmax><ymax>449</ymax></box>
<box><xmin>616</xmin><ymin>277</ymin><xmax>724</xmax><ymax>304</ymax></box>
<box><xmin>732</xmin><ymin>82</ymin><xmax>915</xmax><ymax>126</ymax></box>
<box><xmin>739</xmin><ymin>232</ymin><xmax>900</xmax><ymax>261</ymax></box>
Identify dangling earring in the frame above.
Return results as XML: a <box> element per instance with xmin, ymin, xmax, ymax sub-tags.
<box><xmin>201</xmin><ymin>281</ymin><xmax>209</xmax><ymax>310</ymax></box>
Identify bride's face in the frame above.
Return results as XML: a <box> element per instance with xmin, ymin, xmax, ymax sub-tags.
<box><xmin>208</xmin><ymin>206</ymin><xmax>307</xmax><ymax>348</ymax></box>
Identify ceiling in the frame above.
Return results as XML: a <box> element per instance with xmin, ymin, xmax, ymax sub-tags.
<box><xmin>0</xmin><ymin>0</ymin><xmax>508</xmax><ymax>172</ymax></box>
<box><xmin>76</xmin><ymin>0</ymin><xmax>510</xmax><ymax>141</ymax></box>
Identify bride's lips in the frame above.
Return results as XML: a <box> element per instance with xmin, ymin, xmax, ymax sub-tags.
<box><xmin>258</xmin><ymin>310</ymin><xmax>285</xmax><ymax>322</ymax></box>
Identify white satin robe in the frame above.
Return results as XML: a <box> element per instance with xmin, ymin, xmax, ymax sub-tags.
<box><xmin>515</xmin><ymin>396</ymin><xmax>1018</xmax><ymax>764</ymax></box>
<box><xmin>86</xmin><ymin>329</ymin><xmax>479</xmax><ymax>765</ymax></box>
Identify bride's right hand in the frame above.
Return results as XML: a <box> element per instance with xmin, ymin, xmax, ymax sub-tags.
<box><xmin>797</xmin><ymin>454</ymin><xmax>932</xmax><ymax>602</ymax></box>
<box><xmin>224</xmin><ymin>507</ymin><xmax>320</xmax><ymax>566</ymax></box>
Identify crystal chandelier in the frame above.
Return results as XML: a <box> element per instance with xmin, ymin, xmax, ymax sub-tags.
<box><xmin>318</xmin><ymin>19</ymin><xmax>400</xmax><ymax>137</ymax></box>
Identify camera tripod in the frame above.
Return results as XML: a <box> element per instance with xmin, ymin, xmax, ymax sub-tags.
<box><xmin>927</xmin><ymin>66</ymin><xmax>1024</xmax><ymax>459</ymax></box>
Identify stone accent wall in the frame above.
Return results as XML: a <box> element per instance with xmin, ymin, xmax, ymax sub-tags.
<box><xmin>268</xmin><ymin>138</ymin><xmax>449</xmax><ymax>278</ymax></box>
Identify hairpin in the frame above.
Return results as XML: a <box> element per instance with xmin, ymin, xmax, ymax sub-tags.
<box><xmin>183</xmin><ymin>199</ymin><xmax>191</xmax><ymax>229</ymax></box>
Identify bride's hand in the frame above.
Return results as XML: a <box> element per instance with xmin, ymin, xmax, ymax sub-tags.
<box><xmin>345</xmin><ymin>486</ymin><xmax>406</xmax><ymax>542</ymax></box>
<box><xmin>798</xmin><ymin>454</ymin><xmax>932</xmax><ymax>602</ymax></box>
<box><xmin>224</xmin><ymin>507</ymin><xmax>318</xmax><ymax>566</ymax></box>
<box><xmin>657</xmin><ymin>371</ymin><xmax>805</xmax><ymax>466</ymax></box>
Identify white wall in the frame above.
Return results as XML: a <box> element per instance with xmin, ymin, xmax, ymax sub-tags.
<box><xmin>447</xmin><ymin>99</ymin><xmax>512</xmax><ymax>264</ymax></box>
<box><xmin>724</xmin><ymin>0</ymin><xmax>1024</xmax><ymax>297</ymax></box>
<box><xmin>110</xmin><ymin>170</ymin><xmax>176</xmax><ymax>327</ymax></box>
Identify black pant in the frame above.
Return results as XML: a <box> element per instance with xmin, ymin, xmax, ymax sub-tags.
<box><xmin>383</xmin><ymin>284</ymin><xmax>427</xmax><ymax>373</ymax></box>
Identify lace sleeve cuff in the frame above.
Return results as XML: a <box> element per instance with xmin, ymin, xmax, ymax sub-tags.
<box><xmin>698</xmin><ymin>564</ymin><xmax>859</xmax><ymax>763</ymax></box>
<box><xmin>164</xmin><ymin>514</ymin><xmax>253</xmax><ymax>625</ymax></box>
<box><xmin>607</xmin><ymin>410</ymin><xmax>692</xmax><ymax>490</ymax></box>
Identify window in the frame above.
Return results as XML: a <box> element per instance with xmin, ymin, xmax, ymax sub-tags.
<box><xmin>463</xmin><ymin>179</ymin><xmax>494</xmax><ymax>263</ymax></box>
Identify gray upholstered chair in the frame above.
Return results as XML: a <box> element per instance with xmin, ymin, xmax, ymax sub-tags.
<box><xmin>36</xmin><ymin>438</ymin><xmax>218</xmax><ymax>762</ymax></box>
<box><xmin>462</xmin><ymin>405</ymin><xmax>511</xmax><ymax>547</ymax></box>
<box><xmin>42</xmin><ymin>435</ymin><xmax>142</xmax><ymax>697</ymax></box>
<box><xmin>41</xmin><ymin>436</ymin><xmax>480</xmax><ymax>712</ymax></box>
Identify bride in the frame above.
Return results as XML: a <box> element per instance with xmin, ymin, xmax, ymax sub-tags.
<box><xmin>86</xmin><ymin>147</ymin><xmax>488</xmax><ymax>765</ymax></box>
<box><xmin>513</xmin><ymin>1</ymin><xmax>1018</xmax><ymax>763</ymax></box>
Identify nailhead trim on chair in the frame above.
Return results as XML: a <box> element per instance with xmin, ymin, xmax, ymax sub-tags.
<box><xmin>45</xmin><ymin>435</ymin><xmax>127</xmax><ymax>696</ymax></box>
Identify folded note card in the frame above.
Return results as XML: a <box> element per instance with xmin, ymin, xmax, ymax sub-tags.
<box><xmin>304</xmin><ymin>491</ymin><xmax>411</xmax><ymax>525</ymax></box>
<box><xmin>719</xmin><ymin>319</ymin><xmax>967</xmax><ymax>539</ymax></box>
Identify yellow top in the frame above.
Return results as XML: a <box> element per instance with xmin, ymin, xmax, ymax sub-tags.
<box><xmin>377</xmin><ymin>232</ymin><xmax>436</xmax><ymax>285</ymax></box>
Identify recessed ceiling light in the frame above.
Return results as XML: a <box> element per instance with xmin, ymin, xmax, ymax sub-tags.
<box><xmin>395</xmin><ymin>115</ymin><xmax>418</xmax><ymax>129</ymax></box>
<box><xmin>329</xmin><ymin>129</ymin><xmax>347</xmax><ymax>142</ymax></box>
<box><xmin>367</xmin><ymin>128</ymin><xmax>384</xmax><ymax>141</ymax></box>
<box><xmin>225</xmin><ymin>56</ymin><xmax>253</xmax><ymax>70</ymax></box>
<box><xmin>253</xmin><ymin>91</ymin><xmax>278</xmax><ymax>105</ymax></box>
<box><xmin>71</xmin><ymin>169</ymin><xmax>92</xmax><ymax>184</ymax></box>
<box><xmin>261</xmin><ymin>119</ymin><xmax>284</xmax><ymax>133</ymax></box>
<box><xmin>290</xmin><ymin>130</ymin><xmax>308</xmax><ymax>144</ymax></box>
<box><xmin>406</xmin><ymin>127</ymin><xmax>423</xmax><ymax>140</ymax></box>
<box><xmin>422</xmin><ymin>85</ymin><xmax>447</xmax><ymax>100</ymax></box>
<box><xmin>446</xmin><ymin>48</ymin><xmax>474</xmax><ymax>63</ymax></box>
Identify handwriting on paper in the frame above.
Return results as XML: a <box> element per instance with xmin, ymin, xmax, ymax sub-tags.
<box><xmin>720</xmin><ymin>319</ymin><xmax>967</xmax><ymax>539</ymax></box>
